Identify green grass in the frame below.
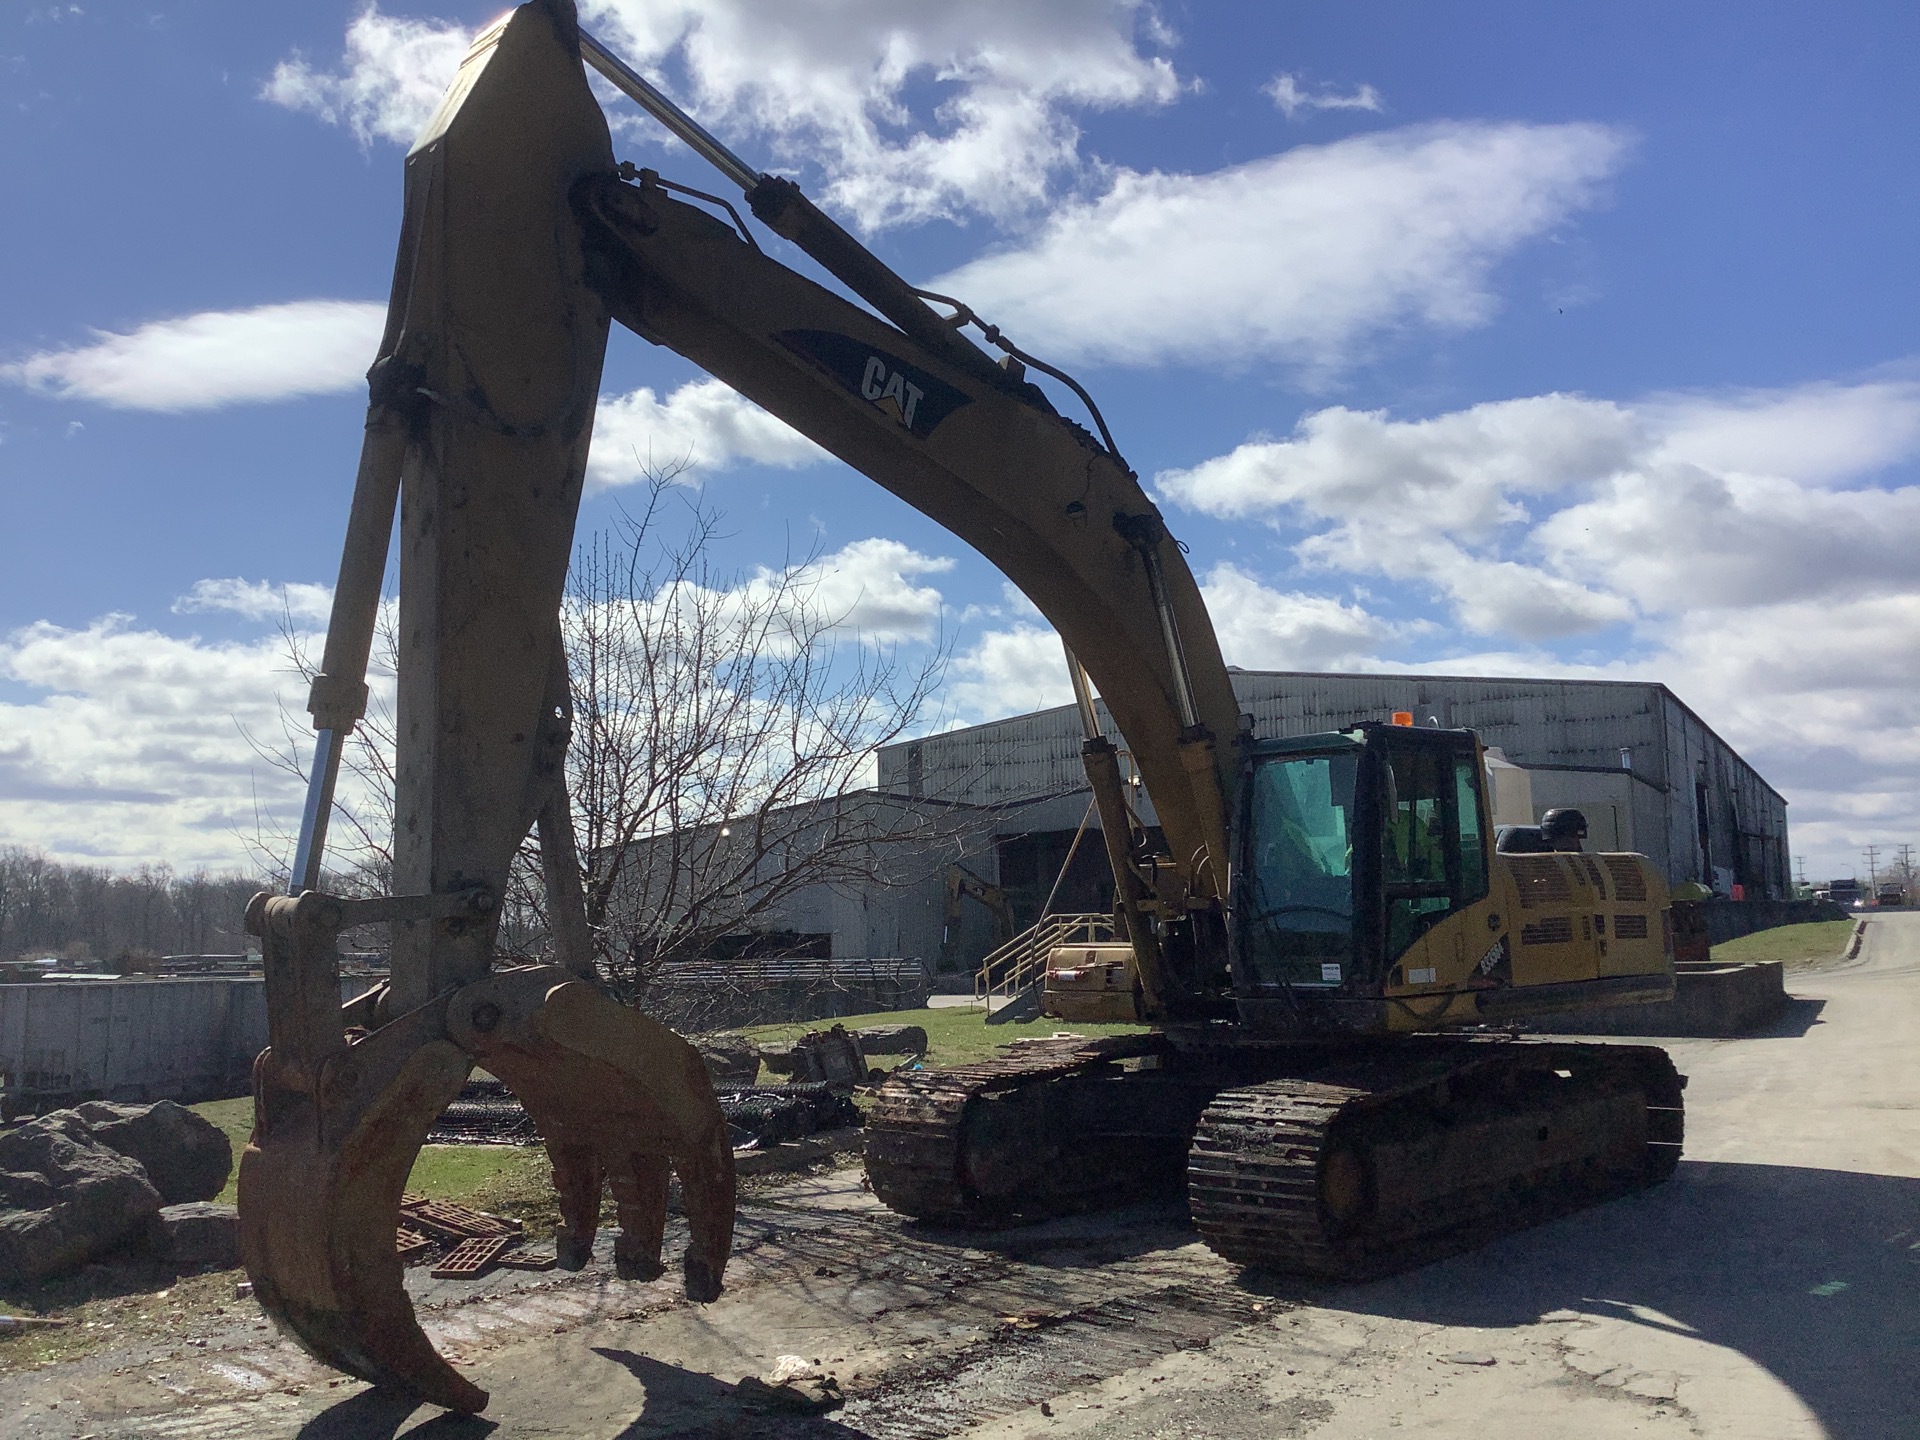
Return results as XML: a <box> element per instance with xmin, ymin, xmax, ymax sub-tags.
<box><xmin>191</xmin><ymin>1096</ymin><xmax>253</xmax><ymax>1204</ymax></box>
<box><xmin>189</xmin><ymin>1096</ymin><xmax>545</xmax><ymax>1212</ymax></box>
<box><xmin>1710</xmin><ymin>919</ymin><xmax>1856</xmax><ymax>968</ymax></box>
<box><xmin>742</xmin><ymin>1004</ymin><xmax>1147</xmax><ymax>1069</ymax></box>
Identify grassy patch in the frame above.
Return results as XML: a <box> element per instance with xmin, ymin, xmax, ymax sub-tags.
<box><xmin>742</xmin><ymin>1005</ymin><xmax>1147</xmax><ymax>1069</ymax></box>
<box><xmin>189</xmin><ymin>1098</ymin><xmax>545</xmax><ymax>1211</ymax></box>
<box><xmin>1711</xmin><ymin>919</ymin><xmax>1856</xmax><ymax>968</ymax></box>
<box><xmin>191</xmin><ymin>1096</ymin><xmax>253</xmax><ymax>1204</ymax></box>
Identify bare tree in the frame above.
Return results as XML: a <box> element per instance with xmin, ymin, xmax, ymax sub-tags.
<box><xmin>250</xmin><ymin>471</ymin><xmax>961</xmax><ymax>991</ymax></box>
<box><xmin>0</xmin><ymin>848</ymin><xmax>261</xmax><ymax>965</ymax></box>
<box><xmin>530</xmin><ymin>475</ymin><xmax>956</xmax><ymax>994</ymax></box>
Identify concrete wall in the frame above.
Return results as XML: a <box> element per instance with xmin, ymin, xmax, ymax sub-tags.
<box><xmin>0</xmin><ymin>973</ymin><xmax>369</xmax><ymax>1116</ymax></box>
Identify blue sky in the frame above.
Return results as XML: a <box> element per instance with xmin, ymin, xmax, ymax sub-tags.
<box><xmin>3</xmin><ymin>0</ymin><xmax>1916</xmax><ymax>881</ymax></box>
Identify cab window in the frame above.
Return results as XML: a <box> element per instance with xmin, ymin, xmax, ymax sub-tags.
<box><xmin>1382</xmin><ymin>743</ymin><xmax>1488</xmax><ymax>958</ymax></box>
<box><xmin>1241</xmin><ymin>750</ymin><xmax>1360</xmax><ymax>986</ymax></box>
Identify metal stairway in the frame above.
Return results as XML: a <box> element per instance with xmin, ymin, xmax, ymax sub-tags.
<box><xmin>974</xmin><ymin>913</ymin><xmax>1114</xmax><ymax>1025</ymax></box>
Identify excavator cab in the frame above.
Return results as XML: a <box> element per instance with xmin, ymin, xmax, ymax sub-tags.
<box><xmin>1236</xmin><ymin>725</ymin><xmax>1487</xmax><ymax>1004</ymax></box>
<box><xmin>1231</xmin><ymin>722</ymin><xmax>1674</xmax><ymax>1036</ymax></box>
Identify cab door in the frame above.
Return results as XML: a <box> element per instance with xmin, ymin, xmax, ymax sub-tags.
<box><xmin>1378</xmin><ymin>735</ymin><xmax>1491</xmax><ymax>981</ymax></box>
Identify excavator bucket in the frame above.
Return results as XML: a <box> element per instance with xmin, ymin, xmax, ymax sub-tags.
<box><xmin>236</xmin><ymin>1</ymin><xmax>734</xmax><ymax>1412</ymax></box>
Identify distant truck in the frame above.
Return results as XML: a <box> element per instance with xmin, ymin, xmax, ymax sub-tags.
<box><xmin>1876</xmin><ymin>884</ymin><xmax>1906</xmax><ymax>908</ymax></box>
<box><xmin>1826</xmin><ymin>878</ymin><xmax>1864</xmax><ymax>907</ymax></box>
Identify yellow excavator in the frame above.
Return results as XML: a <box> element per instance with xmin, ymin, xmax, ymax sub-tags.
<box><xmin>242</xmin><ymin>0</ymin><xmax>1683</xmax><ymax>1411</ymax></box>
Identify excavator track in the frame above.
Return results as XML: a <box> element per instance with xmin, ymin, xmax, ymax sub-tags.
<box><xmin>865</xmin><ymin>1032</ymin><xmax>1183</xmax><ymax>1225</ymax></box>
<box><xmin>868</xmin><ymin>1034</ymin><xmax>1682</xmax><ymax>1280</ymax></box>
<box><xmin>1188</xmin><ymin>1040</ymin><xmax>1684</xmax><ymax>1279</ymax></box>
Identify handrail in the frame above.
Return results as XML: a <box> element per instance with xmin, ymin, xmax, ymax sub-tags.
<box><xmin>974</xmin><ymin>913</ymin><xmax>1114</xmax><ymax>1003</ymax></box>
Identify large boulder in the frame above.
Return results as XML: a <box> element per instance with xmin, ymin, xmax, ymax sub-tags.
<box><xmin>154</xmin><ymin>1202</ymin><xmax>240</xmax><ymax>1269</ymax></box>
<box><xmin>0</xmin><ymin>1117</ymin><xmax>163</xmax><ymax>1283</ymax></box>
<box><xmin>73</xmin><ymin>1100</ymin><xmax>233</xmax><ymax>1204</ymax></box>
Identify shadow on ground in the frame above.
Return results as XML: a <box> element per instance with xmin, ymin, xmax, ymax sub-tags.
<box><xmin>594</xmin><ymin>1349</ymin><xmax>875</xmax><ymax>1438</ymax></box>
<box><xmin>295</xmin><ymin>1385</ymin><xmax>497</xmax><ymax>1440</ymax></box>
<box><xmin>1310</xmin><ymin>1159</ymin><xmax>1919</xmax><ymax>1440</ymax></box>
<box><xmin>1755</xmin><ymin>995</ymin><xmax>1828</xmax><ymax>1038</ymax></box>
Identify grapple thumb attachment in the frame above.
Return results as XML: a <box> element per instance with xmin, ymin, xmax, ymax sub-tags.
<box><xmin>448</xmin><ymin>967</ymin><xmax>736</xmax><ymax>1299</ymax></box>
<box><xmin>238</xmin><ymin>894</ymin><xmax>735</xmax><ymax>1414</ymax></box>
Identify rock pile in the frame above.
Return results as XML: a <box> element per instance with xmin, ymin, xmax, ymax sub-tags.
<box><xmin>0</xmin><ymin>1100</ymin><xmax>233</xmax><ymax>1284</ymax></box>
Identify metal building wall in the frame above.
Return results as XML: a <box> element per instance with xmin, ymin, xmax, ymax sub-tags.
<box><xmin>876</xmin><ymin>670</ymin><xmax>1789</xmax><ymax>898</ymax></box>
<box><xmin>1655</xmin><ymin>690</ymin><xmax>1791</xmax><ymax>896</ymax></box>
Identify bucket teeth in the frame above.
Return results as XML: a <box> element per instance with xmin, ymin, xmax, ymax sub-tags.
<box><xmin>447</xmin><ymin>966</ymin><xmax>737</xmax><ymax>1300</ymax></box>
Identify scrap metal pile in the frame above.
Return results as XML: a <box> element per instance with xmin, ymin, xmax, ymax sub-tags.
<box><xmin>424</xmin><ymin>1074</ymin><xmax>864</xmax><ymax>1150</ymax></box>
<box><xmin>426</xmin><ymin>1078</ymin><xmax>541</xmax><ymax>1146</ymax></box>
<box><xmin>395</xmin><ymin>1193</ymin><xmax>556</xmax><ymax>1278</ymax></box>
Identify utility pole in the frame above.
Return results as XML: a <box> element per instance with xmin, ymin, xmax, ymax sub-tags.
<box><xmin>1863</xmin><ymin>844</ymin><xmax>1881</xmax><ymax>891</ymax></box>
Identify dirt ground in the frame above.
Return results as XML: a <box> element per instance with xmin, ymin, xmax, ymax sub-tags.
<box><xmin>2</xmin><ymin>916</ymin><xmax>1913</xmax><ymax>1439</ymax></box>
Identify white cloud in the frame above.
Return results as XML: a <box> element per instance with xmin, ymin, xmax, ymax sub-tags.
<box><xmin>1264</xmin><ymin>72</ymin><xmax>1382</xmax><ymax>121</ymax></box>
<box><xmin>779</xmin><ymin>537</ymin><xmax>952</xmax><ymax>643</ymax></box>
<box><xmin>1648</xmin><ymin>379</ymin><xmax>1920</xmax><ymax>485</ymax></box>
<box><xmin>947</xmin><ymin>622</ymin><xmax>1075</xmax><ymax>720</ymax></box>
<box><xmin>174</xmin><ymin>579</ymin><xmax>335</xmax><ymax>626</ymax></box>
<box><xmin>0</xmin><ymin>615</ymin><xmax>311</xmax><ymax>871</ymax></box>
<box><xmin>266</xmin><ymin>1</ymin><xmax>1181</xmax><ymax>231</ymax></box>
<box><xmin>1158</xmin><ymin>379</ymin><xmax>1920</xmax><ymax>637</ymax></box>
<box><xmin>1160</xmin><ymin>393</ymin><xmax>1642</xmax><ymax>638</ymax></box>
<box><xmin>3</xmin><ymin>301</ymin><xmax>384</xmax><ymax>411</ymax></box>
<box><xmin>946</xmin><ymin>564</ymin><xmax>1416</xmax><ymax>723</ymax></box>
<box><xmin>0</xmin><ymin>536</ymin><xmax>953</xmax><ymax>870</ymax></box>
<box><xmin>590</xmin><ymin>0</ymin><xmax>1183</xmax><ymax>230</ymax></box>
<box><xmin>595</xmin><ymin>534</ymin><xmax>954</xmax><ymax>668</ymax></box>
<box><xmin>1200</xmin><ymin>563</ymin><xmax>1414</xmax><ymax>670</ymax></box>
<box><xmin>931</xmin><ymin>122</ymin><xmax>1625</xmax><ymax>372</ymax></box>
<box><xmin>588</xmin><ymin>378</ymin><xmax>826</xmax><ymax>489</ymax></box>
<box><xmin>263</xmin><ymin>6</ymin><xmax>473</xmax><ymax>148</ymax></box>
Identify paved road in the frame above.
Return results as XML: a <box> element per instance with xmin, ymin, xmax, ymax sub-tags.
<box><xmin>7</xmin><ymin>917</ymin><xmax>1915</xmax><ymax>1438</ymax></box>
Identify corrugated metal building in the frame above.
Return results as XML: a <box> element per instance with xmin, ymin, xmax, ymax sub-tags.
<box><xmin>845</xmin><ymin>671</ymin><xmax>1783</xmax><ymax>970</ymax></box>
<box><xmin>623</xmin><ymin>671</ymin><xmax>1789</xmax><ymax>975</ymax></box>
<box><xmin>884</xmin><ymin>671</ymin><xmax>1787</xmax><ymax>905</ymax></box>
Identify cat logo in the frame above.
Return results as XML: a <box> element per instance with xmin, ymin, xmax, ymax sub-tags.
<box><xmin>774</xmin><ymin>328</ymin><xmax>972</xmax><ymax>440</ymax></box>
<box><xmin>860</xmin><ymin>355</ymin><xmax>925</xmax><ymax>429</ymax></box>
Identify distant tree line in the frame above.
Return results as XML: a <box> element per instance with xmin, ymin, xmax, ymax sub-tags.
<box><xmin>0</xmin><ymin>848</ymin><xmax>263</xmax><ymax>968</ymax></box>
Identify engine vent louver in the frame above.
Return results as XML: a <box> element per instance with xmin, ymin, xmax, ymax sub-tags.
<box><xmin>1603</xmin><ymin>856</ymin><xmax>1649</xmax><ymax>903</ymax></box>
<box><xmin>1509</xmin><ymin>855</ymin><xmax>1575</xmax><ymax>909</ymax></box>
<box><xmin>1520</xmin><ymin>915</ymin><xmax>1576</xmax><ymax>946</ymax></box>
